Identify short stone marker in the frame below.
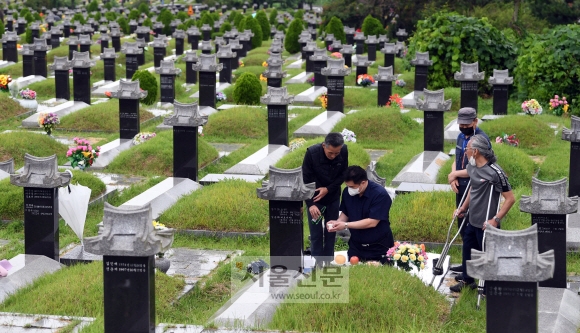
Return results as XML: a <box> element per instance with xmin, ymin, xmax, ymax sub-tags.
<box><xmin>156</xmin><ymin>60</ymin><xmax>180</xmax><ymax>104</ymax></box>
<box><xmin>467</xmin><ymin>224</ymin><xmax>555</xmax><ymax>333</ymax></box>
<box><xmin>10</xmin><ymin>154</ymin><xmax>72</xmax><ymax>261</ymax></box>
<box><xmin>366</xmin><ymin>35</ymin><xmax>378</xmax><ymax>61</ymax></box>
<box><xmin>374</xmin><ymin>66</ymin><xmax>397</xmax><ymax>107</ymax></box>
<box><xmin>489</xmin><ymin>69</ymin><xmax>513</xmax><ymax>115</ymax></box>
<box><xmin>454</xmin><ymin>61</ymin><xmax>484</xmax><ymax>110</ymax></box>
<box><xmin>563</xmin><ymin>116</ymin><xmax>580</xmax><ymax>251</ymax></box>
<box><xmin>71</xmin><ymin>51</ymin><xmax>96</xmax><ymax>105</ymax></box>
<box><xmin>49</xmin><ymin>56</ymin><xmax>71</xmax><ymax>101</ymax></box>
<box><xmin>111</xmin><ymin>79</ymin><xmax>148</xmax><ymax>140</ymax></box>
<box><xmin>322</xmin><ymin>58</ymin><xmax>350</xmax><ymax>113</ymax></box>
<box><xmin>100</xmin><ymin>47</ymin><xmax>118</xmax><ymax>82</ymax></box>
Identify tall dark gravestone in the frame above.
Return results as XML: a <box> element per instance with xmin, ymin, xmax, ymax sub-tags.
<box><xmin>182</xmin><ymin>52</ymin><xmax>198</xmax><ymax>85</ymax></box>
<box><xmin>2</xmin><ymin>31</ymin><xmax>18</xmax><ymax>63</ymax></box>
<box><xmin>84</xmin><ymin>203</ymin><xmax>174</xmax><ymax>333</ymax></box>
<box><xmin>201</xmin><ymin>23</ymin><xmax>212</xmax><ymax>42</ymax></box>
<box><xmin>33</xmin><ymin>38</ymin><xmax>49</xmax><ymax>78</ymax></box>
<box><xmin>10</xmin><ymin>154</ymin><xmax>72</xmax><ymax>261</ymax></box>
<box><xmin>466</xmin><ymin>224</ymin><xmax>555</xmax><ymax>333</ymax></box>
<box><xmin>263</xmin><ymin>53</ymin><xmax>287</xmax><ymax>88</ymax></box>
<box><xmin>374</xmin><ymin>66</ymin><xmax>397</xmax><ymax>107</ymax></box>
<box><xmin>238</xmin><ymin>32</ymin><xmax>252</xmax><ymax>57</ymax></box>
<box><xmin>200</xmin><ymin>40</ymin><xmax>212</xmax><ymax>55</ymax></box>
<box><xmin>193</xmin><ymin>54</ymin><xmax>222</xmax><ymax>109</ymax></box>
<box><xmin>187</xmin><ymin>26</ymin><xmax>201</xmax><ymax>50</ymax></box>
<box><xmin>308</xmin><ymin>26</ymin><xmax>317</xmax><ymax>43</ymax></box>
<box><xmin>322</xmin><ymin>58</ymin><xmax>350</xmax><ymax>113</ymax></box>
<box><xmin>563</xmin><ymin>116</ymin><xmax>580</xmax><ymax>252</ymax></box>
<box><xmin>340</xmin><ymin>44</ymin><xmax>354</xmax><ymax>68</ymax></box>
<box><xmin>5</xmin><ymin>16</ymin><xmax>14</xmax><ymax>32</ymax></box>
<box><xmin>49</xmin><ymin>27</ymin><xmax>62</xmax><ymax>49</ymax></box>
<box><xmin>410</xmin><ymin>51</ymin><xmax>433</xmax><ymax>98</ymax></box>
<box><xmin>152</xmin><ymin>36</ymin><xmax>168</xmax><ymax>68</ymax></box>
<box><xmin>262</xmin><ymin>87</ymin><xmax>294</xmax><ymax>146</ymax></box>
<box><xmin>78</xmin><ymin>34</ymin><xmax>93</xmax><ymax>56</ymax></box>
<box><xmin>345</xmin><ymin>27</ymin><xmax>355</xmax><ymax>45</ymax></box>
<box><xmin>173</xmin><ymin>29</ymin><xmax>186</xmax><ymax>56</ymax></box>
<box><xmin>111</xmin><ymin>27</ymin><xmax>121</xmax><ymax>52</ymax></box>
<box><xmin>454</xmin><ymin>61</ymin><xmax>484</xmax><ymax>110</ymax></box>
<box><xmin>81</xmin><ymin>24</ymin><xmax>94</xmax><ymax>39</ymax></box>
<box><xmin>302</xmin><ymin>41</ymin><xmax>317</xmax><ymax>73</ymax></box>
<box><xmin>135</xmin><ymin>38</ymin><xmax>146</xmax><ymax>66</ymax></box>
<box><xmin>16</xmin><ymin>18</ymin><xmax>27</xmax><ymax>35</ymax></box>
<box><xmin>310</xmin><ymin>48</ymin><xmax>328</xmax><ymax>88</ymax></box>
<box><xmin>415</xmin><ymin>89</ymin><xmax>452</xmax><ymax>152</ymax></box>
<box><xmin>22</xmin><ymin>45</ymin><xmax>35</xmax><ymax>77</ymax></box>
<box><xmin>213</xmin><ymin>21</ymin><xmax>222</xmax><ymax>34</ymax></box>
<box><xmin>111</xmin><ymin>79</ymin><xmax>148</xmax><ymax>140</ymax></box>
<box><xmin>365</xmin><ymin>35</ymin><xmax>378</xmax><ymax>62</ymax></box>
<box><xmin>129</xmin><ymin>19</ymin><xmax>138</xmax><ymax>34</ymax></box>
<box><xmin>216</xmin><ymin>44</ymin><xmax>235</xmax><ymax>84</ymax></box>
<box><xmin>100</xmin><ymin>47</ymin><xmax>119</xmax><ymax>82</ymax></box>
<box><xmin>163</xmin><ymin>101</ymin><xmax>208</xmax><ymax>181</ymax></box>
<box><xmin>156</xmin><ymin>60</ymin><xmax>180</xmax><ymax>104</ymax></box>
<box><xmin>153</xmin><ymin>22</ymin><xmax>164</xmax><ymax>37</ymax></box>
<box><xmin>49</xmin><ymin>56</ymin><xmax>71</xmax><ymax>101</ymax></box>
<box><xmin>381</xmin><ymin>43</ymin><xmax>397</xmax><ymax>72</ymax></box>
<box><xmin>520</xmin><ymin>178</ymin><xmax>577</xmax><ymax>288</ymax></box>
<box><xmin>31</xmin><ymin>22</ymin><xmax>40</xmax><ymax>40</ymax></box>
<box><xmin>298</xmin><ymin>32</ymin><xmax>312</xmax><ymax>63</ymax></box>
<box><xmin>378</xmin><ymin>34</ymin><xmax>388</xmax><ymax>51</ymax></box>
<box><xmin>99</xmin><ymin>34</ymin><xmax>111</xmax><ymax>54</ymax></box>
<box><xmin>121</xmin><ymin>42</ymin><xmax>142</xmax><ymax>80</ymax></box>
<box><xmin>71</xmin><ymin>51</ymin><xmax>95</xmax><ymax>105</ymax></box>
<box><xmin>329</xmin><ymin>40</ymin><xmax>342</xmax><ymax>54</ymax></box>
<box><xmin>396</xmin><ymin>28</ymin><xmax>408</xmax><ymax>43</ymax></box>
<box><xmin>354</xmin><ymin>55</ymin><xmax>373</xmax><ymax>85</ymax></box>
<box><xmin>324</xmin><ymin>33</ymin><xmax>335</xmax><ymax>50</ymax></box>
<box><xmin>229</xmin><ymin>39</ymin><xmax>243</xmax><ymax>70</ymax></box>
<box><xmin>63</xmin><ymin>19</ymin><xmax>71</xmax><ymax>37</ymax></box>
<box><xmin>489</xmin><ymin>69</ymin><xmax>513</xmax><ymax>116</ymax></box>
<box><xmin>257</xmin><ymin>167</ymin><xmax>315</xmax><ymax>273</ymax></box>
<box><xmin>354</xmin><ymin>31</ymin><xmax>365</xmax><ymax>55</ymax></box>
<box><xmin>136</xmin><ymin>26</ymin><xmax>151</xmax><ymax>43</ymax></box>
<box><xmin>67</xmin><ymin>36</ymin><xmax>79</xmax><ymax>60</ymax></box>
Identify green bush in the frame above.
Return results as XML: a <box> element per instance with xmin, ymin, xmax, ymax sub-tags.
<box><xmin>24</xmin><ymin>12</ymin><xmax>34</xmax><ymax>24</ymax></box>
<box><xmin>361</xmin><ymin>15</ymin><xmax>384</xmax><ymax>37</ymax></box>
<box><xmin>237</xmin><ymin>16</ymin><xmax>247</xmax><ymax>31</ymax></box>
<box><xmin>25</xmin><ymin>28</ymin><xmax>32</xmax><ymax>44</ymax></box>
<box><xmin>269</xmin><ymin>8</ymin><xmax>278</xmax><ymax>26</ymax></box>
<box><xmin>276</xmin><ymin>24</ymin><xmax>286</xmax><ymax>34</ymax></box>
<box><xmin>408</xmin><ymin>11</ymin><xmax>517</xmax><ymax>93</ymax></box>
<box><xmin>515</xmin><ymin>24</ymin><xmax>580</xmax><ymax>106</ymax></box>
<box><xmin>528</xmin><ymin>0</ymin><xmax>580</xmax><ymax>25</ymax></box>
<box><xmin>142</xmin><ymin>18</ymin><xmax>152</xmax><ymax>28</ymax></box>
<box><xmin>176</xmin><ymin>12</ymin><xmax>189</xmax><ymax>22</ymax></box>
<box><xmin>128</xmin><ymin>9</ymin><xmax>140</xmax><ymax>20</ymax></box>
<box><xmin>245</xmin><ymin>17</ymin><xmax>263</xmax><ymax>48</ymax></box>
<box><xmin>325</xmin><ymin>16</ymin><xmax>346</xmax><ymax>44</ymax></box>
<box><xmin>117</xmin><ymin>17</ymin><xmax>130</xmax><ymax>35</ymax></box>
<box><xmin>0</xmin><ymin>21</ymin><xmax>5</xmax><ymax>40</ymax></box>
<box><xmin>471</xmin><ymin>1</ymin><xmax>549</xmax><ymax>35</ymax></box>
<box><xmin>138</xmin><ymin>2</ymin><xmax>149</xmax><ymax>15</ymax></box>
<box><xmin>19</xmin><ymin>8</ymin><xmax>30</xmax><ymax>17</ymax></box>
<box><xmin>200</xmin><ymin>12</ymin><xmax>215</xmax><ymax>29</ymax></box>
<box><xmin>220</xmin><ymin>21</ymin><xmax>232</xmax><ymax>33</ymax></box>
<box><xmin>158</xmin><ymin>9</ymin><xmax>174</xmax><ymax>35</ymax></box>
<box><xmin>73</xmin><ymin>13</ymin><xmax>86</xmax><ymax>25</ymax></box>
<box><xmin>255</xmin><ymin>11</ymin><xmax>270</xmax><ymax>41</ymax></box>
<box><xmin>284</xmin><ymin>18</ymin><xmax>303</xmax><ymax>54</ymax></box>
<box><xmin>105</xmin><ymin>12</ymin><xmax>116</xmax><ymax>22</ymax></box>
<box><xmin>87</xmin><ymin>0</ymin><xmax>99</xmax><ymax>12</ymax></box>
<box><xmin>132</xmin><ymin>70</ymin><xmax>158</xmax><ymax>105</ymax></box>
<box><xmin>233</xmin><ymin>72</ymin><xmax>262</xmax><ymax>105</ymax></box>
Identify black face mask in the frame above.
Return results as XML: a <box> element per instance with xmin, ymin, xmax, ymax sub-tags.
<box><xmin>460</xmin><ymin>126</ymin><xmax>475</xmax><ymax>136</ymax></box>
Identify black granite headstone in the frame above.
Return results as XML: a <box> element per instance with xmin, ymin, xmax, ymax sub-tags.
<box><xmin>355</xmin><ymin>40</ymin><xmax>364</xmax><ymax>55</ymax></box>
<box><xmin>313</xmin><ymin>61</ymin><xmax>326</xmax><ymax>87</ymax></box>
<box><xmin>34</xmin><ymin>50</ymin><xmax>48</xmax><ymax>78</ymax></box>
<box><xmin>101</xmin><ymin>40</ymin><xmax>109</xmax><ymax>54</ymax></box>
<box><xmin>6</xmin><ymin>21</ymin><xmax>13</xmax><ymax>32</ymax></box>
<box><xmin>103</xmin><ymin>255</ymin><xmax>155</xmax><ymax>333</ymax></box>
<box><xmin>137</xmin><ymin>32</ymin><xmax>150</xmax><ymax>43</ymax></box>
<box><xmin>80</xmin><ymin>44</ymin><xmax>91</xmax><ymax>56</ymax></box>
<box><xmin>104</xmin><ymin>58</ymin><xmax>116</xmax><ymax>81</ymax></box>
<box><xmin>160</xmin><ymin>74</ymin><xmax>175</xmax><ymax>103</ymax></box>
<box><xmin>344</xmin><ymin>54</ymin><xmax>352</xmax><ymax>68</ymax></box>
<box><xmin>346</xmin><ymin>33</ymin><xmax>354</xmax><ymax>45</ymax></box>
<box><xmin>51</xmin><ymin>35</ymin><xmax>60</xmax><ymax>48</ymax></box>
<box><xmin>486</xmin><ymin>281</ymin><xmax>537</xmax><ymax>333</ymax></box>
<box><xmin>112</xmin><ymin>36</ymin><xmax>121</xmax><ymax>52</ymax></box>
<box><xmin>73</xmin><ymin>67</ymin><xmax>91</xmax><ymax>105</ymax></box>
<box><xmin>64</xmin><ymin>24</ymin><xmax>70</xmax><ymax>37</ymax></box>
<box><xmin>23</xmin><ymin>187</ymin><xmax>59</xmax><ymax>261</ymax></box>
<box><xmin>23</xmin><ymin>53</ymin><xmax>35</xmax><ymax>77</ymax></box>
<box><xmin>384</xmin><ymin>53</ymin><xmax>395</xmax><ymax>71</ymax></box>
<box><xmin>232</xmin><ymin>51</ymin><xmax>240</xmax><ymax>70</ymax></box>
<box><xmin>125</xmin><ymin>55</ymin><xmax>138</xmax><ymax>80</ymax></box>
<box><xmin>185</xmin><ymin>61</ymin><xmax>197</xmax><ymax>84</ymax></box>
<box><xmin>414</xmin><ymin>65</ymin><xmax>429</xmax><ymax>92</ymax></box>
<box><xmin>326</xmin><ymin>76</ymin><xmax>344</xmax><ymax>113</ymax></box>
<box><xmin>378</xmin><ymin>81</ymin><xmax>392</xmax><ymax>107</ymax></box>
<box><xmin>119</xmin><ymin>98</ymin><xmax>140</xmax><ymax>140</ymax></box>
<box><xmin>460</xmin><ymin>81</ymin><xmax>478</xmax><ymax>110</ymax></box>
<box><xmin>305</xmin><ymin>51</ymin><xmax>314</xmax><ymax>73</ymax></box>
<box><xmin>190</xmin><ymin>35</ymin><xmax>199</xmax><ymax>50</ymax></box>
<box><xmin>31</xmin><ymin>29</ymin><xmax>39</xmax><ymax>40</ymax></box>
<box><xmin>532</xmin><ymin>214</ymin><xmax>566</xmax><ymax>288</ymax></box>
<box><xmin>424</xmin><ymin>111</ymin><xmax>444</xmax><ymax>152</ymax></box>
<box><xmin>269</xmin><ymin>200</ymin><xmax>304</xmax><ymax>272</ymax></box>
<box><xmin>570</xmin><ymin>142</ymin><xmax>580</xmax><ymax>197</ymax></box>
<box><xmin>17</xmin><ymin>23</ymin><xmax>26</xmax><ymax>35</ymax></box>
<box><xmin>199</xmin><ymin>71</ymin><xmax>216</xmax><ymax>108</ymax></box>
<box><xmin>368</xmin><ymin>44</ymin><xmax>377</xmax><ymax>61</ymax></box>
<box><xmin>173</xmin><ymin>126</ymin><xmax>199</xmax><ymax>181</ymax></box>
<box><xmin>4</xmin><ymin>40</ymin><xmax>17</xmax><ymax>63</ymax></box>
<box><xmin>55</xmin><ymin>70</ymin><xmax>70</xmax><ymax>100</ymax></box>
<box><xmin>267</xmin><ymin>105</ymin><xmax>288</xmax><ymax>146</ymax></box>
<box><xmin>218</xmin><ymin>58</ymin><xmax>231</xmax><ymax>84</ymax></box>
<box><xmin>202</xmin><ymin>30</ymin><xmax>210</xmax><ymax>41</ymax></box>
<box><xmin>175</xmin><ymin>38</ymin><xmax>184</xmax><ymax>56</ymax></box>
<box><xmin>492</xmin><ymin>85</ymin><xmax>509</xmax><ymax>115</ymax></box>
<box><xmin>2</xmin><ymin>41</ymin><xmax>6</xmax><ymax>61</ymax></box>
<box><xmin>153</xmin><ymin>47</ymin><xmax>165</xmax><ymax>68</ymax></box>
<box><xmin>69</xmin><ymin>44</ymin><xmax>78</xmax><ymax>60</ymax></box>
<box><xmin>267</xmin><ymin>77</ymin><xmax>282</xmax><ymax>88</ymax></box>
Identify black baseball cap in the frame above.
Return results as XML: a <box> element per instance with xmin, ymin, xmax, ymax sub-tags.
<box><xmin>457</xmin><ymin>107</ymin><xmax>477</xmax><ymax>125</ymax></box>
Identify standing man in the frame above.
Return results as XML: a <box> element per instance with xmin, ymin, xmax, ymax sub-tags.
<box><xmin>447</xmin><ymin>107</ymin><xmax>489</xmax><ymax>273</ymax></box>
<box><xmin>450</xmin><ymin>135</ymin><xmax>516</xmax><ymax>292</ymax></box>
<box><xmin>327</xmin><ymin>166</ymin><xmax>394</xmax><ymax>264</ymax></box>
<box><xmin>302</xmin><ymin>132</ymin><xmax>348</xmax><ymax>266</ymax></box>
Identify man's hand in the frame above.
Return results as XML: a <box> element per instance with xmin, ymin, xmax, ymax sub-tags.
<box><xmin>450</xmin><ymin>179</ymin><xmax>459</xmax><ymax>193</ymax></box>
<box><xmin>454</xmin><ymin>207</ymin><xmax>465</xmax><ymax>219</ymax></box>
<box><xmin>313</xmin><ymin>187</ymin><xmax>328</xmax><ymax>202</ymax></box>
<box><xmin>309</xmin><ymin>205</ymin><xmax>321</xmax><ymax>220</ymax></box>
<box><xmin>483</xmin><ymin>218</ymin><xmax>498</xmax><ymax>230</ymax></box>
<box><xmin>448</xmin><ymin>171</ymin><xmax>457</xmax><ymax>184</ymax></box>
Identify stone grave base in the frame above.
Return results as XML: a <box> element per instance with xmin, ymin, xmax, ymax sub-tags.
<box><xmin>0</xmin><ymin>60</ymin><xmax>15</xmax><ymax>69</ymax></box>
<box><xmin>482</xmin><ymin>114</ymin><xmax>506</xmax><ymax>121</ymax></box>
<box><xmin>539</xmin><ymin>287</ymin><xmax>580</xmax><ymax>333</ymax></box>
<box><xmin>0</xmin><ymin>312</ymin><xmax>94</xmax><ymax>332</ymax></box>
<box><xmin>14</xmin><ymin>75</ymin><xmax>46</xmax><ymax>88</ymax></box>
<box><xmin>567</xmin><ymin>202</ymin><xmax>580</xmax><ymax>251</ymax></box>
<box><xmin>0</xmin><ymin>254</ymin><xmax>63</xmax><ymax>303</ymax></box>
<box><xmin>21</xmin><ymin>101</ymin><xmax>89</xmax><ymax>128</ymax></box>
<box><xmin>92</xmin><ymin>79</ymin><xmax>120</xmax><ymax>96</ymax></box>
<box><xmin>293</xmin><ymin>111</ymin><xmax>345</xmax><ymax>138</ymax></box>
<box><xmin>60</xmin><ymin>245</ymin><xmax>103</xmax><ymax>266</ymax></box>
<box><xmin>42</xmin><ymin>98</ymin><xmax>71</xmax><ymax>107</ymax></box>
<box><xmin>92</xmin><ymin>79</ymin><xmax>115</xmax><ymax>89</ymax></box>
<box><xmin>395</xmin><ymin>182</ymin><xmax>453</xmax><ymax>195</ymax></box>
<box><xmin>294</xmin><ymin>86</ymin><xmax>327</xmax><ymax>104</ymax></box>
<box><xmin>224</xmin><ymin>144</ymin><xmax>289</xmax><ymax>175</ymax></box>
<box><xmin>199</xmin><ymin>173</ymin><xmax>265</xmax><ymax>185</ymax></box>
<box><xmin>286</xmin><ymin>71</ymin><xmax>312</xmax><ymax>84</ymax></box>
<box><xmin>444</xmin><ymin>118</ymin><xmax>482</xmax><ymax>143</ymax></box>
<box><xmin>402</xmin><ymin>91</ymin><xmax>425</xmax><ymax>109</ymax></box>
<box><xmin>90</xmin><ymin>139</ymin><xmax>134</xmax><ymax>169</ymax></box>
<box><xmin>190</xmin><ymin>83</ymin><xmax>231</xmax><ymax>98</ymax></box>
<box><xmin>391</xmin><ymin>151</ymin><xmax>450</xmax><ymax>186</ymax></box>
<box><xmin>286</xmin><ymin>59</ymin><xmax>304</xmax><ymax>69</ymax></box>
<box><xmin>0</xmin><ymin>169</ymin><xmax>9</xmax><ymax>181</ymax></box>
<box><xmin>218</xmin><ymin>104</ymin><xmax>263</xmax><ymax>110</ymax></box>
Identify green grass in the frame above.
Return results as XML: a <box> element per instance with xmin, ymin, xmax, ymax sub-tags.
<box><xmin>106</xmin><ymin>131</ymin><xmax>219</xmax><ymax>177</ymax></box>
<box><xmin>0</xmin><ymin>94</ymin><xmax>27</xmax><ymax>122</ymax></box>
<box><xmin>374</xmin><ymin>129</ymin><xmax>424</xmax><ymax>185</ymax></box>
<box><xmin>203</xmin><ymin>106</ymin><xmax>268</xmax><ymax>142</ymax></box>
<box><xmin>275</xmin><ymin>138</ymin><xmax>370</xmax><ymax>170</ymax></box>
<box><xmin>0</xmin><ymin>132</ymin><xmax>69</xmax><ymax>167</ymax></box>
<box><xmin>160</xmin><ymin>179</ymin><xmax>268</xmax><ymax>232</ymax></box>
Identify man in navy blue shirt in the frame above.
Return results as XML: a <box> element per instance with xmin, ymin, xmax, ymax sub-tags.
<box><xmin>327</xmin><ymin>166</ymin><xmax>394</xmax><ymax>263</ymax></box>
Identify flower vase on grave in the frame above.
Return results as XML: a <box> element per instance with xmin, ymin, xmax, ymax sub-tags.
<box><xmin>155</xmin><ymin>252</ymin><xmax>170</xmax><ymax>273</ymax></box>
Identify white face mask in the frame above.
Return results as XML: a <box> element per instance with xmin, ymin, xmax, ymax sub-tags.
<box><xmin>468</xmin><ymin>155</ymin><xmax>476</xmax><ymax>166</ymax></box>
<box><xmin>348</xmin><ymin>187</ymin><xmax>360</xmax><ymax>196</ymax></box>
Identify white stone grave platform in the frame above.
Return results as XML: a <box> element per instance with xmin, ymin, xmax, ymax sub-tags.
<box><xmin>224</xmin><ymin>144</ymin><xmax>289</xmax><ymax>175</ymax></box>
<box><xmin>0</xmin><ymin>254</ymin><xmax>63</xmax><ymax>303</ymax></box>
<box><xmin>21</xmin><ymin>101</ymin><xmax>89</xmax><ymax>128</ymax></box>
<box><xmin>293</xmin><ymin>111</ymin><xmax>345</xmax><ymax>138</ymax></box>
<box><xmin>0</xmin><ymin>169</ymin><xmax>9</xmax><ymax>181</ymax></box>
<box><xmin>286</xmin><ymin>71</ymin><xmax>312</xmax><ymax>84</ymax></box>
<box><xmin>217</xmin><ymin>104</ymin><xmax>263</xmax><ymax>110</ymax></box>
<box><xmin>198</xmin><ymin>173</ymin><xmax>264</xmax><ymax>185</ymax></box>
<box><xmin>402</xmin><ymin>91</ymin><xmax>419</xmax><ymax>108</ymax></box>
<box><xmin>0</xmin><ymin>312</ymin><xmax>94</xmax><ymax>332</ymax></box>
<box><xmin>93</xmin><ymin>79</ymin><xmax>120</xmax><ymax>96</ymax></box>
<box><xmin>0</xmin><ymin>60</ymin><xmax>16</xmax><ymax>69</ymax></box>
<box><xmin>13</xmin><ymin>75</ymin><xmax>46</xmax><ymax>88</ymax></box>
<box><xmin>41</xmin><ymin>98</ymin><xmax>70</xmax><ymax>107</ymax></box>
<box><xmin>391</xmin><ymin>151</ymin><xmax>450</xmax><ymax>186</ymax></box>
<box><xmin>443</xmin><ymin>118</ymin><xmax>481</xmax><ymax>143</ymax></box>
<box><xmin>567</xmin><ymin>202</ymin><xmax>580</xmax><ymax>251</ymax></box>
<box><xmin>482</xmin><ymin>114</ymin><xmax>506</xmax><ymax>121</ymax></box>
<box><xmin>190</xmin><ymin>82</ymin><xmax>230</xmax><ymax>98</ymax></box>
<box><xmin>294</xmin><ymin>86</ymin><xmax>327</xmax><ymax>104</ymax></box>
<box><xmin>395</xmin><ymin>182</ymin><xmax>452</xmax><ymax>194</ymax></box>
<box><xmin>92</xmin><ymin>79</ymin><xmax>115</xmax><ymax>89</ymax></box>
<box><xmin>90</xmin><ymin>139</ymin><xmax>133</xmax><ymax>169</ymax></box>
<box><xmin>539</xmin><ymin>287</ymin><xmax>580</xmax><ymax>333</ymax></box>
<box><xmin>286</xmin><ymin>59</ymin><xmax>304</xmax><ymax>69</ymax></box>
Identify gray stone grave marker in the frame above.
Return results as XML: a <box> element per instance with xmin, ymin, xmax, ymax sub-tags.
<box><xmin>173</xmin><ymin>29</ymin><xmax>186</xmax><ymax>56</ymax></box>
<box><xmin>182</xmin><ymin>51</ymin><xmax>198</xmax><ymax>85</ymax></box>
<box><xmin>67</xmin><ymin>35</ymin><xmax>79</xmax><ymax>61</ymax></box>
<box><xmin>71</xmin><ymin>51</ymin><xmax>95</xmax><ymax>105</ymax></box>
<box><xmin>200</xmin><ymin>40</ymin><xmax>212</xmax><ymax>55</ymax></box>
<box><xmin>2</xmin><ymin>31</ymin><xmax>18</xmax><ymax>63</ymax></box>
<box><xmin>374</xmin><ymin>66</ymin><xmax>397</xmax><ymax>107</ymax></box>
<box><xmin>354</xmin><ymin>31</ymin><xmax>365</xmax><ymax>55</ymax></box>
<box><xmin>216</xmin><ymin>44</ymin><xmax>236</xmax><ymax>84</ymax></box>
<box><xmin>489</xmin><ymin>69</ymin><xmax>513</xmax><ymax>115</ymax></box>
<box><xmin>324</xmin><ymin>33</ymin><xmax>335</xmax><ymax>50</ymax></box>
<box><xmin>22</xmin><ymin>44</ymin><xmax>35</xmax><ymax>77</ymax></box>
<box><xmin>454</xmin><ymin>61</ymin><xmax>484</xmax><ymax>110</ymax></box>
<box><xmin>152</xmin><ymin>36</ymin><xmax>168</xmax><ymax>68</ymax></box>
<box><xmin>310</xmin><ymin>47</ymin><xmax>328</xmax><ymax>88</ymax></box>
<box><xmin>345</xmin><ymin>26</ymin><xmax>355</xmax><ymax>45</ymax></box>
<box><xmin>410</xmin><ymin>51</ymin><xmax>433</xmax><ymax>98</ymax></box>
<box><xmin>110</xmin><ymin>27</ymin><xmax>121</xmax><ymax>52</ymax></box>
<box><xmin>193</xmin><ymin>53</ymin><xmax>222</xmax><ymax>109</ymax></box>
<box><xmin>415</xmin><ymin>88</ymin><xmax>452</xmax><ymax>152</ymax></box>
<box><xmin>262</xmin><ymin>86</ymin><xmax>294</xmax><ymax>146</ymax></box>
<box><xmin>111</xmin><ymin>79</ymin><xmax>148</xmax><ymax>140</ymax></box>
<box><xmin>201</xmin><ymin>23</ymin><xmax>212</xmax><ymax>41</ymax></box>
<box><xmin>365</xmin><ymin>35</ymin><xmax>378</xmax><ymax>61</ymax></box>
<box><xmin>49</xmin><ymin>56</ymin><xmax>71</xmax><ymax>101</ymax></box>
<box><xmin>322</xmin><ymin>58</ymin><xmax>350</xmax><ymax>113</ymax></box>
<box><xmin>78</xmin><ymin>34</ymin><xmax>93</xmax><ymax>56</ymax></box>
<box><xmin>121</xmin><ymin>42</ymin><xmax>142</xmax><ymax>80</ymax></box>
<box><xmin>155</xmin><ymin>60</ymin><xmax>180</xmax><ymax>103</ymax></box>
<box><xmin>340</xmin><ymin>44</ymin><xmax>355</xmax><ymax>68</ymax></box>
<box><xmin>187</xmin><ymin>26</ymin><xmax>200</xmax><ymax>50</ymax></box>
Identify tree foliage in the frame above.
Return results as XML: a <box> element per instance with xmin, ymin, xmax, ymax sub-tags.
<box><xmin>245</xmin><ymin>17</ymin><xmax>263</xmax><ymax>48</ymax></box>
<box><xmin>132</xmin><ymin>70</ymin><xmax>158</xmax><ymax>105</ymax></box>
<box><xmin>325</xmin><ymin>16</ymin><xmax>346</xmax><ymax>44</ymax></box>
<box><xmin>284</xmin><ymin>18</ymin><xmax>303</xmax><ymax>54</ymax></box>
<box><xmin>256</xmin><ymin>11</ymin><xmax>270</xmax><ymax>41</ymax></box>
<box><xmin>361</xmin><ymin>14</ymin><xmax>385</xmax><ymax>37</ymax></box>
<box><xmin>269</xmin><ymin>8</ymin><xmax>278</xmax><ymax>26</ymax></box>
<box><xmin>528</xmin><ymin>0</ymin><xmax>580</xmax><ymax>25</ymax></box>
<box><xmin>233</xmin><ymin>72</ymin><xmax>263</xmax><ymax>105</ymax></box>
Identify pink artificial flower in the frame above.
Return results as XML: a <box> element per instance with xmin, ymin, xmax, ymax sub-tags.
<box><xmin>555</xmin><ymin>95</ymin><xmax>559</xmax><ymax>99</ymax></box>
<box><xmin>496</xmin><ymin>136</ymin><xmax>503</xmax><ymax>144</ymax></box>
<box><xmin>560</xmin><ymin>100</ymin><xmax>564</xmax><ymax>105</ymax></box>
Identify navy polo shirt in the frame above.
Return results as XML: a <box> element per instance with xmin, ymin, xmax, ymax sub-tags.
<box><xmin>455</xmin><ymin>128</ymin><xmax>489</xmax><ymax>185</ymax></box>
<box><xmin>340</xmin><ymin>181</ymin><xmax>392</xmax><ymax>244</ymax></box>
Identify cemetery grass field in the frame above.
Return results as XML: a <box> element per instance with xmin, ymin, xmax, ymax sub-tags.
<box><xmin>0</xmin><ymin>18</ymin><xmax>579</xmax><ymax>332</ymax></box>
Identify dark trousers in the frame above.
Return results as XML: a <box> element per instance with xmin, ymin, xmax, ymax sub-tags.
<box><xmin>456</xmin><ymin>182</ymin><xmax>470</xmax><ymax>239</ymax></box>
<box><xmin>347</xmin><ymin>233</ymin><xmax>394</xmax><ymax>264</ymax></box>
<box><xmin>461</xmin><ymin>223</ymin><xmax>484</xmax><ymax>284</ymax></box>
<box><xmin>307</xmin><ymin>200</ymin><xmax>339</xmax><ymax>264</ymax></box>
